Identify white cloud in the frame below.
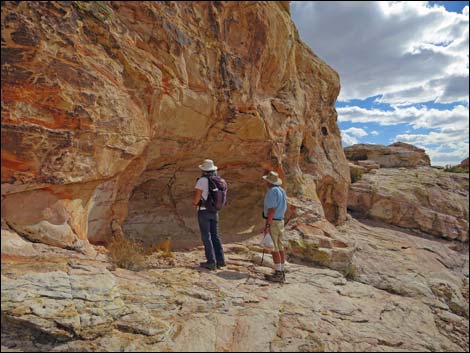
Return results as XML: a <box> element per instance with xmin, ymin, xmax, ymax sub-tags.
<box><xmin>341</xmin><ymin>127</ymin><xmax>368</xmax><ymax>146</ymax></box>
<box><xmin>341</xmin><ymin>132</ymin><xmax>359</xmax><ymax>147</ymax></box>
<box><xmin>338</xmin><ymin>104</ymin><xmax>469</xmax><ymax>165</ymax></box>
<box><xmin>337</xmin><ymin>104</ymin><xmax>469</xmax><ymax>132</ymax></box>
<box><xmin>292</xmin><ymin>2</ymin><xmax>469</xmax><ymax>165</ymax></box>
<box><xmin>395</xmin><ymin>131</ymin><xmax>469</xmax><ymax>165</ymax></box>
<box><xmin>426</xmin><ymin>147</ymin><xmax>469</xmax><ymax>166</ymax></box>
<box><xmin>291</xmin><ymin>1</ymin><xmax>469</xmax><ymax>103</ymax></box>
<box><xmin>343</xmin><ymin>127</ymin><xmax>368</xmax><ymax>138</ymax></box>
<box><xmin>378</xmin><ymin>74</ymin><xmax>469</xmax><ymax>105</ymax></box>
<box><xmin>395</xmin><ymin>131</ymin><xmax>469</xmax><ymax>146</ymax></box>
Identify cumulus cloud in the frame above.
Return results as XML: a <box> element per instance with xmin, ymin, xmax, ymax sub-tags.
<box><xmin>292</xmin><ymin>2</ymin><xmax>469</xmax><ymax>165</ymax></box>
<box><xmin>337</xmin><ymin>104</ymin><xmax>469</xmax><ymax>131</ymax></box>
<box><xmin>343</xmin><ymin>127</ymin><xmax>369</xmax><ymax>138</ymax></box>
<box><xmin>291</xmin><ymin>1</ymin><xmax>469</xmax><ymax>103</ymax></box>
<box><xmin>426</xmin><ymin>146</ymin><xmax>469</xmax><ymax>166</ymax></box>
<box><xmin>396</xmin><ymin>130</ymin><xmax>468</xmax><ymax>146</ymax></box>
<box><xmin>337</xmin><ymin>104</ymin><xmax>469</xmax><ymax>164</ymax></box>
<box><xmin>341</xmin><ymin>127</ymin><xmax>368</xmax><ymax>146</ymax></box>
<box><xmin>395</xmin><ymin>132</ymin><xmax>469</xmax><ymax>165</ymax></box>
<box><xmin>378</xmin><ymin>74</ymin><xmax>469</xmax><ymax>105</ymax></box>
<box><xmin>341</xmin><ymin>132</ymin><xmax>359</xmax><ymax>147</ymax></box>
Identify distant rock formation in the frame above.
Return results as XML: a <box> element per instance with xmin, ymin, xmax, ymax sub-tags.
<box><xmin>349</xmin><ymin>167</ymin><xmax>468</xmax><ymax>241</ymax></box>
<box><xmin>344</xmin><ymin>142</ymin><xmax>431</xmax><ymax>168</ymax></box>
<box><xmin>345</xmin><ymin>141</ymin><xmax>469</xmax><ymax>242</ymax></box>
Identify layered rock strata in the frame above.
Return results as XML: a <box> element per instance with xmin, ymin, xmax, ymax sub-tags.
<box><xmin>1</xmin><ymin>1</ymin><xmax>349</xmax><ymax>253</ymax></box>
<box><xmin>1</xmin><ymin>218</ymin><xmax>468</xmax><ymax>351</ymax></box>
<box><xmin>348</xmin><ymin>167</ymin><xmax>469</xmax><ymax>242</ymax></box>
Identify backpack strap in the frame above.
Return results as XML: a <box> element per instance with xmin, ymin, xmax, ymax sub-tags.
<box><xmin>196</xmin><ymin>176</ymin><xmax>208</xmax><ymax>211</ymax></box>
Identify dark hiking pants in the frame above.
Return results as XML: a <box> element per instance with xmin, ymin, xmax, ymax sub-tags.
<box><xmin>197</xmin><ymin>210</ymin><xmax>225</xmax><ymax>265</ymax></box>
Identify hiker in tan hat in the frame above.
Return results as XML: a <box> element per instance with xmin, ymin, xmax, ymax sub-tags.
<box><xmin>262</xmin><ymin>171</ymin><xmax>287</xmax><ymax>283</ymax></box>
<box><xmin>192</xmin><ymin>159</ymin><xmax>228</xmax><ymax>271</ymax></box>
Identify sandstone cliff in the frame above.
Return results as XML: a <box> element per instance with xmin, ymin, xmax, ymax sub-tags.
<box><xmin>1</xmin><ymin>1</ymin><xmax>349</xmax><ymax>253</ymax></box>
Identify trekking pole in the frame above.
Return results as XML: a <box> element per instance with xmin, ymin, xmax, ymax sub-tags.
<box><xmin>261</xmin><ymin>248</ymin><xmax>265</xmax><ymax>266</ymax></box>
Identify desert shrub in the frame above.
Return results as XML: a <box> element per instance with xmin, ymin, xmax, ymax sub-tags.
<box><xmin>107</xmin><ymin>232</ymin><xmax>147</xmax><ymax>271</ymax></box>
<box><xmin>143</xmin><ymin>237</ymin><xmax>174</xmax><ymax>258</ymax></box>
<box><xmin>342</xmin><ymin>264</ymin><xmax>358</xmax><ymax>281</ymax></box>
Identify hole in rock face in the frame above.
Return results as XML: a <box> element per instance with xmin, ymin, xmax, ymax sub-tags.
<box><xmin>122</xmin><ymin>168</ymin><xmax>266</xmax><ymax>251</ymax></box>
<box><xmin>321</xmin><ymin>127</ymin><xmax>328</xmax><ymax>136</ymax></box>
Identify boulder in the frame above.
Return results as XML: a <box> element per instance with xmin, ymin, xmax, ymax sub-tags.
<box><xmin>349</xmin><ymin>162</ymin><xmax>367</xmax><ymax>184</ymax></box>
<box><xmin>345</xmin><ymin>142</ymin><xmax>431</xmax><ymax>168</ymax></box>
<box><xmin>348</xmin><ymin>167</ymin><xmax>469</xmax><ymax>242</ymax></box>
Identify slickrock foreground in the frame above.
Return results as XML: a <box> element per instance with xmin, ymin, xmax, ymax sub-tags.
<box><xmin>1</xmin><ymin>218</ymin><xmax>468</xmax><ymax>352</ymax></box>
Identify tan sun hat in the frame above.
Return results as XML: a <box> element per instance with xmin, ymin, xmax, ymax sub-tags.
<box><xmin>262</xmin><ymin>171</ymin><xmax>282</xmax><ymax>186</ymax></box>
<box><xmin>199</xmin><ymin>159</ymin><xmax>218</xmax><ymax>171</ymax></box>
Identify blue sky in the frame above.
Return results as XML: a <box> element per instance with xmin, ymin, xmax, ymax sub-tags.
<box><xmin>430</xmin><ymin>1</ymin><xmax>469</xmax><ymax>12</ymax></box>
<box><xmin>292</xmin><ymin>1</ymin><xmax>469</xmax><ymax>165</ymax></box>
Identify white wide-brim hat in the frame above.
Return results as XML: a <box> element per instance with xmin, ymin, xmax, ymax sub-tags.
<box><xmin>262</xmin><ymin>171</ymin><xmax>282</xmax><ymax>185</ymax></box>
<box><xmin>199</xmin><ymin>159</ymin><xmax>218</xmax><ymax>171</ymax></box>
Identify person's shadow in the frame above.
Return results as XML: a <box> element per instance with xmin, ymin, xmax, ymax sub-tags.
<box><xmin>215</xmin><ymin>270</ymin><xmax>249</xmax><ymax>280</ymax></box>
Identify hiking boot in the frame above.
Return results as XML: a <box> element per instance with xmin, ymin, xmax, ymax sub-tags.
<box><xmin>199</xmin><ymin>262</ymin><xmax>217</xmax><ymax>271</ymax></box>
<box><xmin>264</xmin><ymin>270</ymin><xmax>285</xmax><ymax>283</ymax></box>
<box><xmin>216</xmin><ymin>262</ymin><xmax>226</xmax><ymax>269</ymax></box>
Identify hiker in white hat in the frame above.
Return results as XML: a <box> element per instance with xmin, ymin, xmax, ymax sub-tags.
<box><xmin>262</xmin><ymin>171</ymin><xmax>287</xmax><ymax>283</ymax></box>
<box><xmin>192</xmin><ymin>159</ymin><xmax>228</xmax><ymax>271</ymax></box>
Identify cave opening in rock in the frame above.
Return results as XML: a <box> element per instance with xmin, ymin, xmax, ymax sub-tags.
<box><xmin>121</xmin><ymin>166</ymin><xmax>267</xmax><ymax>252</ymax></box>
